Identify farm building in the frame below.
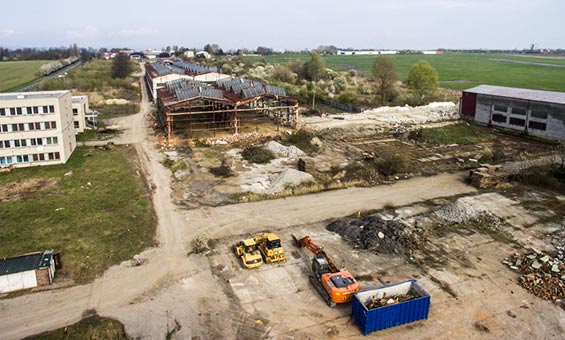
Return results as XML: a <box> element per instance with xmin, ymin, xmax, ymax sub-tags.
<box><xmin>145</xmin><ymin>60</ymin><xmax>230</xmax><ymax>101</ymax></box>
<box><xmin>0</xmin><ymin>250</ymin><xmax>57</xmax><ymax>294</ymax></box>
<box><xmin>156</xmin><ymin>76</ymin><xmax>298</xmax><ymax>139</ymax></box>
<box><xmin>460</xmin><ymin>85</ymin><xmax>565</xmax><ymax>141</ymax></box>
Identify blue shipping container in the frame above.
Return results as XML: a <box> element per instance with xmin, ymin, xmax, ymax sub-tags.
<box><xmin>352</xmin><ymin>280</ymin><xmax>430</xmax><ymax>335</ymax></box>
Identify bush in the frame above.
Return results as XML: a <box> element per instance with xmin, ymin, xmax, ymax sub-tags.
<box><xmin>282</xmin><ymin>129</ymin><xmax>319</xmax><ymax>155</ymax></box>
<box><xmin>241</xmin><ymin>146</ymin><xmax>275</xmax><ymax>164</ymax></box>
<box><xmin>374</xmin><ymin>153</ymin><xmax>408</xmax><ymax>177</ymax></box>
<box><xmin>336</xmin><ymin>91</ymin><xmax>359</xmax><ymax>106</ymax></box>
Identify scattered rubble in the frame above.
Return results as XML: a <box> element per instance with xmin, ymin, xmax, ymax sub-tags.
<box><xmin>326</xmin><ymin>215</ymin><xmax>425</xmax><ymax>255</ymax></box>
<box><xmin>503</xmin><ymin>249</ymin><xmax>564</xmax><ymax>310</ymax></box>
<box><xmin>469</xmin><ymin>164</ymin><xmax>510</xmax><ymax>189</ymax></box>
<box><xmin>433</xmin><ymin>199</ymin><xmax>495</xmax><ymax>224</ymax></box>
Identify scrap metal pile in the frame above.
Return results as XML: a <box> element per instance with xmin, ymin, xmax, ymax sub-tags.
<box><xmin>503</xmin><ymin>248</ymin><xmax>564</xmax><ymax>310</ymax></box>
<box><xmin>365</xmin><ymin>291</ymin><xmax>418</xmax><ymax>310</ymax></box>
<box><xmin>326</xmin><ymin>215</ymin><xmax>425</xmax><ymax>255</ymax></box>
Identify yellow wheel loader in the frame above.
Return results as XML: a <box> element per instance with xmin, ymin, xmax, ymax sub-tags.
<box><xmin>254</xmin><ymin>233</ymin><xmax>287</xmax><ymax>263</ymax></box>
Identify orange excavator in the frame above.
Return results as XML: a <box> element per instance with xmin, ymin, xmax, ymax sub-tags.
<box><xmin>292</xmin><ymin>235</ymin><xmax>360</xmax><ymax>307</ymax></box>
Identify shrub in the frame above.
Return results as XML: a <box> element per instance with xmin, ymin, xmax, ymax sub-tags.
<box><xmin>374</xmin><ymin>153</ymin><xmax>408</xmax><ymax>177</ymax></box>
<box><xmin>336</xmin><ymin>91</ymin><xmax>359</xmax><ymax>106</ymax></box>
<box><xmin>282</xmin><ymin>129</ymin><xmax>319</xmax><ymax>155</ymax></box>
<box><xmin>241</xmin><ymin>146</ymin><xmax>275</xmax><ymax>164</ymax></box>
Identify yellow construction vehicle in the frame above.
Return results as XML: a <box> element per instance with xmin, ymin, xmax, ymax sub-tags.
<box><xmin>234</xmin><ymin>238</ymin><xmax>263</xmax><ymax>269</ymax></box>
<box><xmin>254</xmin><ymin>233</ymin><xmax>287</xmax><ymax>263</ymax></box>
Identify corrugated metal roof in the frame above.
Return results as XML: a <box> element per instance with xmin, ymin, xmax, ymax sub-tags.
<box><xmin>464</xmin><ymin>85</ymin><xmax>565</xmax><ymax>105</ymax></box>
<box><xmin>0</xmin><ymin>252</ymin><xmax>43</xmax><ymax>276</ymax></box>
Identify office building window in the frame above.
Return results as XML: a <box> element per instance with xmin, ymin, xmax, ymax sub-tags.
<box><xmin>0</xmin><ymin>108</ymin><xmax>5</xmax><ymax>116</ymax></box>
<box><xmin>492</xmin><ymin>114</ymin><xmax>507</xmax><ymax>123</ymax></box>
<box><xmin>528</xmin><ymin>121</ymin><xmax>547</xmax><ymax>131</ymax></box>
<box><xmin>16</xmin><ymin>107</ymin><xmax>23</xmax><ymax>115</ymax></box>
<box><xmin>42</xmin><ymin>106</ymin><xmax>48</xmax><ymax>114</ymax></box>
<box><xmin>74</xmin><ymin>121</ymin><xmax>80</xmax><ymax>128</ymax></box>
<box><xmin>531</xmin><ymin>110</ymin><xmax>548</xmax><ymax>119</ymax></box>
<box><xmin>10</xmin><ymin>108</ymin><xmax>16</xmax><ymax>115</ymax></box>
<box><xmin>1</xmin><ymin>124</ymin><xmax>9</xmax><ymax>132</ymax></box>
<box><xmin>33</xmin><ymin>106</ymin><xmax>39</xmax><ymax>114</ymax></box>
<box><xmin>73</xmin><ymin>108</ymin><xmax>78</xmax><ymax>115</ymax></box>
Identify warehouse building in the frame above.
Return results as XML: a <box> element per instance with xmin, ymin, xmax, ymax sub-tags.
<box><xmin>0</xmin><ymin>90</ymin><xmax>76</xmax><ymax>168</ymax></box>
<box><xmin>145</xmin><ymin>60</ymin><xmax>229</xmax><ymax>101</ymax></box>
<box><xmin>460</xmin><ymin>85</ymin><xmax>565</xmax><ymax>141</ymax></box>
<box><xmin>156</xmin><ymin>76</ymin><xmax>298</xmax><ymax>140</ymax></box>
<box><xmin>0</xmin><ymin>250</ymin><xmax>57</xmax><ymax>294</ymax></box>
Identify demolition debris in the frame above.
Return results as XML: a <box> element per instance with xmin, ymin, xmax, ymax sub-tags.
<box><xmin>503</xmin><ymin>249</ymin><xmax>565</xmax><ymax>310</ymax></box>
<box><xmin>365</xmin><ymin>291</ymin><xmax>418</xmax><ymax>310</ymax></box>
<box><xmin>326</xmin><ymin>215</ymin><xmax>425</xmax><ymax>255</ymax></box>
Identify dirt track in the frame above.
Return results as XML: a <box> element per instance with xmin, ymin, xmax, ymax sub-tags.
<box><xmin>0</xmin><ymin>64</ymin><xmax>479</xmax><ymax>339</ymax></box>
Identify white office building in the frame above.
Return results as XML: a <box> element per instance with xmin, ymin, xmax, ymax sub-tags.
<box><xmin>0</xmin><ymin>90</ymin><xmax>76</xmax><ymax>168</ymax></box>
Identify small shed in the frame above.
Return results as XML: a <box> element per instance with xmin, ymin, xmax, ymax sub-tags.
<box><xmin>0</xmin><ymin>250</ymin><xmax>57</xmax><ymax>293</ymax></box>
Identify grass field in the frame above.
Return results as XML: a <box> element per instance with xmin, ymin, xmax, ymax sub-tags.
<box><xmin>25</xmin><ymin>315</ymin><xmax>128</xmax><ymax>340</ymax></box>
<box><xmin>0</xmin><ymin>60</ymin><xmax>48</xmax><ymax>92</ymax></box>
<box><xmin>249</xmin><ymin>53</ymin><xmax>565</xmax><ymax>92</ymax></box>
<box><xmin>0</xmin><ymin>146</ymin><xmax>156</xmax><ymax>284</ymax></box>
<box><xmin>409</xmin><ymin>122</ymin><xmax>493</xmax><ymax>145</ymax></box>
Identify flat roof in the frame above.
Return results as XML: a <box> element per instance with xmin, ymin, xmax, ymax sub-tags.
<box><xmin>0</xmin><ymin>250</ymin><xmax>53</xmax><ymax>276</ymax></box>
<box><xmin>464</xmin><ymin>85</ymin><xmax>565</xmax><ymax>105</ymax></box>
<box><xmin>72</xmin><ymin>95</ymin><xmax>88</xmax><ymax>103</ymax></box>
<box><xmin>0</xmin><ymin>91</ymin><xmax>70</xmax><ymax>102</ymax></box>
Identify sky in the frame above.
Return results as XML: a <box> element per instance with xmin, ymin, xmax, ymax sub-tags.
<box><xmin>1</xmin><ymin>0</ymin><xmax>564</xmax><ymax>51</ymax></box>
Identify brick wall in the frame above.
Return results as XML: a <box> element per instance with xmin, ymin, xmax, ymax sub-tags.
<box><xmin>35</xmin><ymin>268</ymin><xmax>51</xmax><ymax>286</ymax></box>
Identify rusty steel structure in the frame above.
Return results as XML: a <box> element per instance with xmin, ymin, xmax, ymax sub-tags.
<box><xmin>156</xmin><ymin>76</ymin><xmax>299</xmax><ymax>140</ymax></box>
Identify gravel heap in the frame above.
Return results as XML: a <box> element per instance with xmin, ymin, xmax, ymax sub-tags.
<box><xmin>433</xmin><ymin>199</ymin><xmax>494</xmax><ymax>224</ymax></box>
<box><xmin>326</xmin><ymin>215</ymin><xmax>425</xmax><ymax>255</ymax></box>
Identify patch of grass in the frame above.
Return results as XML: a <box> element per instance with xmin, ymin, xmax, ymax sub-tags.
<box><xmin>76</xmin><ymin>130</ymin><xmax>98</xmax><ymax>142</ymax></box>
<box><xmin>515</xmin><ymin>165</ymin><xmax>565</xmax><ymax>194</ymax></box>
<box><xmin>409</xmin><ymin>123</ymin><xmax>492</xmax><ymax>145</ymax></box>
<box><xmin>93</xmin><ymin>103</ymin><xmax>140</xmax><ymax>118</ymax></box>
<box><xmin>0</xmin><ymin>60</ymin><xmax>50</xmax><ymax>92</ymax></box>
<box><xmin>384</xmin><ymin>201</ymin><xmax>396</xmax><ymax>209</ymax></box>
<box><xmin>24</xmin><ymin>315</ymin><xmax>128</xmax><ymax>340</ymax></box>
<box><xmin>281</xmin><ymin>129</ymin><xmax>319</xmax><ymax>155</ymax></box>
<box><xmin>241</xmin><ymin>146</ymin><xmax>275</xmax><ymax>164</ymax></box>
<box><xmin>0</xmin><ymin>146</ymin><xmax>156</xmax><ymax>284</ymax></box>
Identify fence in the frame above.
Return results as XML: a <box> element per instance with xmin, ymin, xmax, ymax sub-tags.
<box><xmin>320</xmin><ymin>98</ymin><xmax>363</xmax><ymax>113</ymax></box>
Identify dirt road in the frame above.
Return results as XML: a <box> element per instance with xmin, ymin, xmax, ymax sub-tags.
<box><xmin>0</xmin><ymin>64</ymin><xmax>478</xmax><ymax>339</ymax></box>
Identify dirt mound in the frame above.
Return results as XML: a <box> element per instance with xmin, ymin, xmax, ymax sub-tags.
<box><xmin>0</xmin><ymin>177</ymin><xmax>59</xmax><ymax>202</ymax></box>
<box><xmin>433</xmin><ymin>198</ymin><xmax>493</xmax><ymax>223</ymax></box>
<box><xmin>326</xmin><ymin>215</ymin><xmax>425</xmax><ymax>255</ymax></box>
<box><xmin>268</xmin><ymin>169</ymin><xmax>314</xmax><ymax>194</ymax></box>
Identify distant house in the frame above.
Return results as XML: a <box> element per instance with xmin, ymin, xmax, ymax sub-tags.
<box><xmin>0</xmin><ymin>250</ymin><xmax>57</xmax><ymax>294</ymax></box>
<box><xmin>195</xmin><ymin>51</ymin><xmax>211</xmax><ymax>59</ymax></box>
<box><xmin>184</xmin><ymin>51</ymin><xmax>195</xmax><ymax>58</ymax></box>
<box><xmin>460</xmin><ymin>85</ymin><xmax>565</xmax><ymax>141</ymax></box>
<box><xmin>129</xmin><ymin>52</ymin><xmax>144</xmax><ymax>60</ymax></box>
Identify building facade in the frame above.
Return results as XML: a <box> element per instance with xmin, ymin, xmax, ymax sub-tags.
<box><xmin>71</xmin><ymin>95</ymin><xmax>89</xmax><ymax>133</ymax></box>
<box><xmin>0</xmin><ymin>90</ymin><xmax>76</xmax><ymax>168</ymax></box>
<box><xmin>460</xmin><ymin>85</ymin><xmax>565</xmax><ymax>141</ymax></box>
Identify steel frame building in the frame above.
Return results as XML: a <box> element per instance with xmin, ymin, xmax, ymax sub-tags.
<box><xmin>156</xmin><ymin>77</ymin><xmax>298</xmax><ymax>140</ymax></box>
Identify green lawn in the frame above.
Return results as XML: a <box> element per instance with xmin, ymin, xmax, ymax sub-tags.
<box><xmin>0</xmin><ymin>146</ymin><xmax>156</xmax><ymax>284</ymax></box>
<box><xmin>0</xmin><ymin>60</ymin><xmax>49</xmax><ymax>92</ymax></box>
<box><xmin>248</xmin><ymin>53</ymin><xmax>565</xmax><ymax>92</ymax></box>
<box><xmin>409</xmin><ymin>122</ymin><xmax>493</xmax><ymax>145</ymax></box>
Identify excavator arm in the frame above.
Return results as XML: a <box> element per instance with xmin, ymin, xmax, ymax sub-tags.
<box><xmin>293</xmin><ymin>235</ymin><xmax>338</xmax><ymax>273</ymax></box>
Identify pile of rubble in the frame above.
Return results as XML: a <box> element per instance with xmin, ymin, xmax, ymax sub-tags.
<box><xmin>468</xmin><ymin>164</ymin><xmax>510</xmax><ymax>189</ymax></box>
<box><xmin>503</xmin><ymin>249</ymin><xmax>564</xmax><ymax>310</ymax></box>
<box><xmin>326</xmin><ymin>215</ymin><xmax>425</xmax><ymax>255</ymax></box>
<box><xmin>265</xmin><ymin>141</ymin><xmax>306</xmax><ymax>158</ymax></box>
<box><xmin>204</xmin><ymin>131</ymin><xmax>287</xmax><ymax>145</ymax></box>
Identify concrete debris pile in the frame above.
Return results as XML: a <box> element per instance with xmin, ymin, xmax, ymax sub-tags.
<box><xmin>433</xmin><ymin>198</ymin><xmax>499</xmax><ymax>225</ymax></box>
<box><xmin>204</xmin><ymin>131</ymin><xmax>286</xmax><ymax>146</ymax></box>
<box><xmin>365</xmin><ymin>291</ymin><xmax>418</xmax><ymax>310</ymax></box>
<box><xmin>326</xmin><ymin>215</ymin><xmax>425</xmax><ymax>255</ymax></box>
<box><xmin>265</xmin><ymin>141</ymin><xmax>306</xmax><ymax>158</ymax></box>
<box><xmin>503</xmin><ymin>248</ymin><xmax>564</xmax><ymax>310</ymax></box>
<box><xmin>268</xmin><ymin>169</ymin><xmax>314</xmax><ymax>194</ymax></box>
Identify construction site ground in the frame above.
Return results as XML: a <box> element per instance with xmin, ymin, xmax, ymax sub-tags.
<box><xmin>2</xmin><ymin>65</ymin><xmax>564</xmax><ymax>339</ymax></box>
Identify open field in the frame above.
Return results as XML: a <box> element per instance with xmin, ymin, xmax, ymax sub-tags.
<box><xmin>0</xmin><ymin>146</ymin><xmax>156</xmax><ymax>285</ymax></box>
<box><xmin>248</xmin><ymin>53</ymin><xmax>565</xmax><ymax>92</ymax></box>
<box><xmin>0</xmin><ymin>60</ymin><xmax>48</xmax><ymax>92</ymax></box>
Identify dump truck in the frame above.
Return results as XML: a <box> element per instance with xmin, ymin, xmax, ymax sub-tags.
<box><xmin>234</xmin><ymin>238</ymin><xmax>263</xmax><ymax>269</ymax></box>
<box><xmin>254</xmin><ymin>233</ymin><xmax>287</xmax><ymax>263</ymax></box>
<box><xmin>293</xmin><ymin>234</ymin><xmax>360</xmax><ymax>306</ymax></box>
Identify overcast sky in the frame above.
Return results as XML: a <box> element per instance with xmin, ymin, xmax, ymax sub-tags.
<box><xmin>1</xmin><ymin>0</ymin><xmax>563</xmax><ymax>51</ymax></box>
